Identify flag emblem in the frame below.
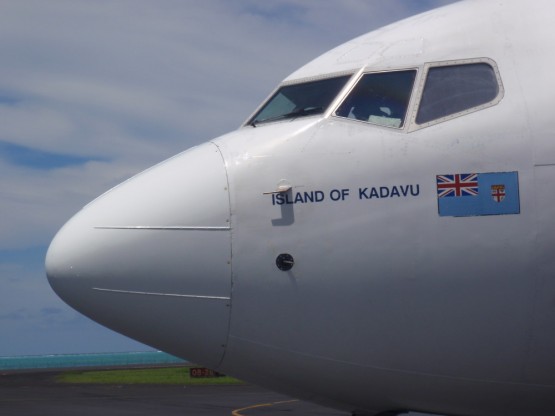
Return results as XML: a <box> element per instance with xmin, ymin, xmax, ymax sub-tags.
<box><xmin>436</xmin><ymin>173</ymin><xmax>479</xmax><ymax>198</ymax></box>
<box><xmin>436</xmin><ymin>171</ymin><xmax>519</xmax><ymax>217</ymax></box>
<box><xmin>491</xmin><ymin>184</ymin><xmax>506</xmax><ymax>202</ymax></box>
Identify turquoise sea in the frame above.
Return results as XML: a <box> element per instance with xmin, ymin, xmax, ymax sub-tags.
<box><xmin>0</xmin><ymin>351</ymin><xmax>186</xmax><ymax>371</ymax></box>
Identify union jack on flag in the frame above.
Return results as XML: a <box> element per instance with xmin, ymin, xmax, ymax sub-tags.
<box><xmin>436</xmin><ymin>173</ymin><xmax>479</xmax><ymax>198</ymax></box>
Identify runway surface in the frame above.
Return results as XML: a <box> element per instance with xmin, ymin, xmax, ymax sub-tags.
<box><xmin>0</xmin><ymin>370</ymin><xmax>348</xmax><ymax>416</ymax></box>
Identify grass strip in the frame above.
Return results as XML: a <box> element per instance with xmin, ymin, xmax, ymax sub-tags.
<box><xmin>56</xmin><ymin>366</ymin><xmax>243</xmax><ymax>385</ymax></box>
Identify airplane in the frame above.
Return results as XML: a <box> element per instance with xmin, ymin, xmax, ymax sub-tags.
<box><xmin>45</xmin><ymin>0</ymin><xmax>555</xmax><ymax>415</ymax></box>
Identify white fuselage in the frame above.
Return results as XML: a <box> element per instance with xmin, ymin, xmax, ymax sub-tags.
<box><xmin>46</xmin><ymin>1</ymin><xmax>555</xmax><ymax>415</ymax></box>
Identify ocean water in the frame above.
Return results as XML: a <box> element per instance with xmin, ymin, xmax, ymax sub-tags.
<box><xmin>0</xmin><ymin>351</ymin><xmax>186</xmax><ymax>371</ymax></box>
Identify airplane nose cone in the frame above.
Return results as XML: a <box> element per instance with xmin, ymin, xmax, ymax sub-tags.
<box><xmin>46</xmin><ymin>142</ymin><xmax>232</xmax><ymax>368</ymax></box>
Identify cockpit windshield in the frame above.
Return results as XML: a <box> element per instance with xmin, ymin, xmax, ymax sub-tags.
<box><xmin>335</xmin><ymin>70</ymin><xmax>416</xmax><ymax>128</ymax></box>
<box><xmin>248</xmin><ymin>75</ymin><xmax>351</xmax><ymax>126</ymax></box>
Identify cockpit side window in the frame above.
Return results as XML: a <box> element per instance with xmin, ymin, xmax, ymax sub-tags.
<box><xmin>335</xmin><ymin>70</ymin><xmax>416</xmax><ymax>129</ymax></box>
<box><xmin>248</xmin><ymin>75</ymin><xmax>351</xmax><ymax>126</ymax></box>
<box><xmin>415</xmin><ymin>62</ymin><xmax>501</xmax><ymax>125</ymax></box>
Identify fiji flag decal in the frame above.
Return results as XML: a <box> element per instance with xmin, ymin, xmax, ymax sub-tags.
<box><xmin>436</xmin><ymin>171</ymin><xmax>520</xmax><ymax>217</ymax></box>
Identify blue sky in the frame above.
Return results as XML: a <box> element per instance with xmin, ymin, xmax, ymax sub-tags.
<box><xmin>0</xmin><ymin>0</ymin><xmax>456</xmax><ymax>356</ymax></box>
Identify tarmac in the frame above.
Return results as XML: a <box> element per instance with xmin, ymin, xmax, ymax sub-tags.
<box><xmin>0</xmin><ymin>370</ymin><xmax>348</xmax><ymax>416</ymax></box>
